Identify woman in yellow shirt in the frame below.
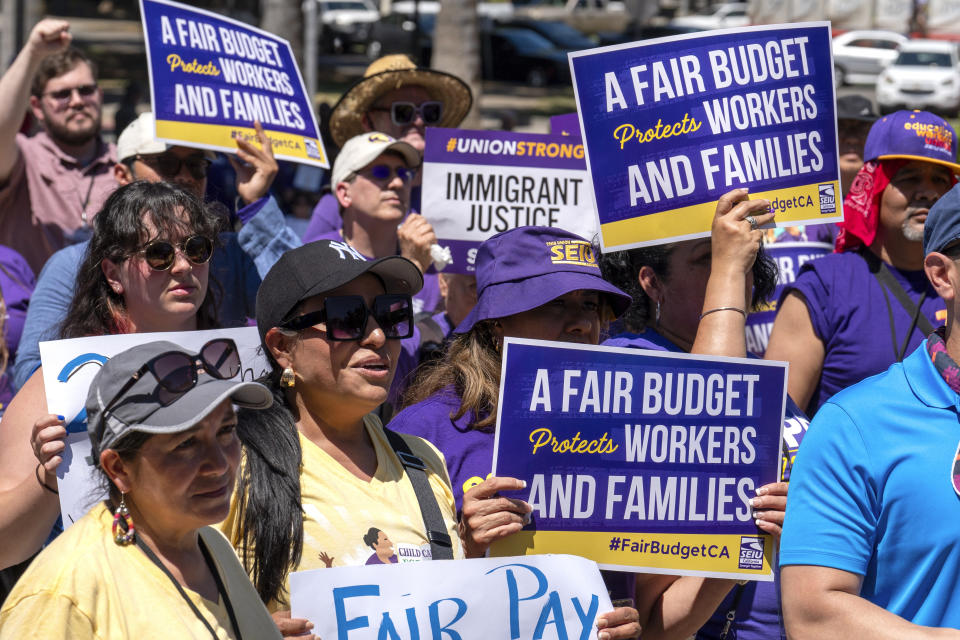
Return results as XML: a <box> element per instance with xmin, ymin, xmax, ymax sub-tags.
<box><xmin>0</xmin><ymin>339</ymin><xmax>279</xmax><ymax>639</ymax></box>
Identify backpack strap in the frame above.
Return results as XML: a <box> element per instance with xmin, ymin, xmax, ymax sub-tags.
<box><xmin>383</xmin><ymin>427</ymin><xmax>455</xmax><ymax>560</ymax></box>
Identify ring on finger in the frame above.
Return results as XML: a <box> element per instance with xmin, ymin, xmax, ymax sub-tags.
<box><xmin>744</xmin><ymin>215</ymin><xmax>758</xmax><ymax>230</ymax></box>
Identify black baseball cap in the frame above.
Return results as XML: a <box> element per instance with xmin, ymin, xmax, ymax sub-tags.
<box><xmin>836</xmin><ymin>95</ymin><xmax>878</xmax><ymax>122</ymax></box>
<box><xmin>255</xmin><ymin>239</ymin><xmax>424</xmax><ymax>343</ymax></box>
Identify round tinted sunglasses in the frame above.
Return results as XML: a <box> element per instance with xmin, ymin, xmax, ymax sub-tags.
<box><xmin>373</xmin><ymin>101</ymin><xmax>443</xmax><ymax>126</ymax></box>
<box><xmin>42</xmin><ymin>83</ymin><xmax>98</xmax><ymax>106</ymax></box>
<box><xmin>281</xmin><ymin>294</ymin><xmax>414</xmax><ymax>341</ymax></box>
<box><xmin>133</xmin><ymin>235</ymin><xmax>214</xmax><ymax>271</ymax></box>
<box><xmin>137</xmin><ymin>153</ymin><xmax>211</xmax><ymax>180</ymax></box>
<box><xmin>357</xmin><ymin>164</ymin><xmax>416</xmax><ymax>185</ymax></box>
<box><xmin>96</xmin><ymin>338</ymin><xmax>242</xmax><ymax>437</ymax></box>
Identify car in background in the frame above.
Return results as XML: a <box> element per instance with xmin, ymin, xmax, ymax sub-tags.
<box><xmin>317</xmin><ymin>0</ymin><xmax>380</xmax><ymax>53</ymax></box>
<box><xmin>831</xmin><ymin>30</ymin><xmax>907</xmax><ymax>88</ymax></box>
<box><xmin>481</xmin><ymin>26</ymin><xmax>571</xmax><ymax>86</ymax></box>
<box><xmin>365</xmin><ymin>10</ymin><xmax>436</xmax><ymax>62</ymax></box>
<box><xmin>669</xmin><ymin>3</ymin><xmax>749</xmax><ymax>29</ymax></box>
<box><xmin>877</xmin><ymin>39</ymin><xmax>960</xmax><ymax>116</ymax></box>
<box><xmin>495</xmin><ymin>17</ymin><xmax>596</xmax><ymax>51</ymax></box>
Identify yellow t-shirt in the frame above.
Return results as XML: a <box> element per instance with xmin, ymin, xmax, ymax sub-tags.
<box><xmin>0</xmin><ymin>503</ymin><xmax>281</xmax><ymax>640</ymax></box>
<box><xmin>222</xmin><ymin>413</ymin><xmax>462</xmax><ymax>608</ymax></box>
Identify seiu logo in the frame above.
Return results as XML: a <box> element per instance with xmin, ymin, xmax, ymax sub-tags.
<box><xmin>547</xmin><ymin>240</ymin><xmax>598</xmax><ymax>269</ymax></box>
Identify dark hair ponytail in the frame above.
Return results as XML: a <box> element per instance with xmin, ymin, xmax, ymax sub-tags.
<box><xmin>234</xmin><ymin>374</ymin><xmax>303</xmax><ymax>606</ymax></box>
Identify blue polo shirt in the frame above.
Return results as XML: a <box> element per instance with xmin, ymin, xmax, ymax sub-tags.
<box><xmin>781</xmin><ymin>340</ymin><xmax>960</xmax><ymax>627</ymax></box>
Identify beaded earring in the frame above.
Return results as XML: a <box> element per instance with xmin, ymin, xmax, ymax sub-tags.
<box><xmin>112</xmin><ymin>493</ymin><xmax>135</xmax><ymax>545</ymax></box>
<box><xmin>280</xmin><ymin>367</ymin><xmax>296</xmax><ymax>388</ymax></box>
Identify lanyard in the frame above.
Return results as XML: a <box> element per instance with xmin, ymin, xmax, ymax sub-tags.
<box><xmin>135</xmin><ymin>534</ymin><xmax>243</xmax><ymax>640</ymax></box>
<box><xmin>862</xmin><ymin>250</ymin><xmax>934</xmax><ymax>362</ymax></box>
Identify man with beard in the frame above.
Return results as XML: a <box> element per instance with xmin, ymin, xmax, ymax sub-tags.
<box><xmin>766</xmin><ymin>110</ymin><xmax>959</xmax><ymax>415</ymax></box>
<box><xmin>0</xmin><ymin>19</ymin><xmax>116</xmax><ymax>273</ymax></box>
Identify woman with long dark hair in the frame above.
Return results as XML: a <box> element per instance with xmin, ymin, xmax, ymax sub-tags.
<box><xmin>0</xmin><ymin>180</ymin><xmax>222</xmax><ymax>570</ymax></box>
<box><xmin>220</xmin><ymin>239</ymin><xmax>460</xmax><ymax>638</ymax></box>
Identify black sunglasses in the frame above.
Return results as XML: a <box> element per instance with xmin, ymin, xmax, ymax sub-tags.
<box><xmin>281</xmin><ymin>294</ymin><xmax>414</xmax><ymax>341</ymax></box>
<box><xmin>43</xmin><ymin>83</ymin><xmax>98</xmax><ymax>104</ymax></box>
<box><xmin>137</xmin><ymin>153</ymin><xmax>211</xmax><ymax>180</ymax></box>
<box><xmin>97</xmin><ymin>338</ymin><xmax>242</xmax><ymax>436</ymax></box>
<box><xmin>358</xmin><ymin>164</ymin><xmax>416</xmax><ymax>185</ymax></box>
<box><xmin>373</xmin><ymin>101</ymin><xmax>443</xmax><ymax>126</ymax></box>
<box><xmin>133</xmin><ymin>235</ymin><xmax>214</xmax><ymax>271</ymax></box>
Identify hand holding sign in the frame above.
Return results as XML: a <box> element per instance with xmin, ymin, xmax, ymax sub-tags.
<box><xmin>460</xmin><ymin>476</ymin><xmax>532</xmax><ymax>558</ymax></box>
<box><xmin>750</xmin><ymin>481</ymin><xmax>788</xmax><ymax>537</ymax></box>
<box><xmin>31</xmin><ymin>413</ymin><xmax>68</xmax><ymax>478</ymax></box>
<box><xmin>398</xmin><ymin>213</ymin><xmax>438</xmax><ymax>274</ymax></box>
<box><xmin>711</xmin><ymin>189</ymin><xmax>775</xmax><ymax>279</ymax></box>
<box><xmin>230</xmin><ymin>120</ymin><xmax>279</xmax><ymax>205</ymax></box>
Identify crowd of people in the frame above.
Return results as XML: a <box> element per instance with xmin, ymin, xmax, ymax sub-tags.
<box><xmin>0</xmin><ymin>15</ymin><xmax>959</xmax><ymax>640</ymax></box>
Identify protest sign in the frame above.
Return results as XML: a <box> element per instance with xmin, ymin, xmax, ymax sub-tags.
<box><xmin>421</xmin><ymin>127</ymin><xmax>598</xmax><ymax>273</ymax></box>
<box><xmin>40</xmin><ymin>327</ymin><xmax>267</xmax><ymax>528</ymax></box>
<box><xmin>291</xmin><ymin>554</ymin><xmax>613</xmax><ymax>640</ymax></box>
<box><xmin>550</xmin><ymin>112</ymin><xmax>581</xmax><ymax>136</ymax></box>
<box><xmin>139</xmin><ymin>0</ymin><xmax>328</xmax><ymax>166</ymax></box>
<box><xmin>489</xmin><ymin>338</ymin><xmax>787</xmax><ymax>580</ymax></box>
<box><xmin>745</xmin><ymin>240</ymin><xmax>831</xmax><ymax>355</ymax></box>
<box><xmin>570</xmin><ymin>23</ymin><xmax>841</xmax><ymax>251</ymax></box>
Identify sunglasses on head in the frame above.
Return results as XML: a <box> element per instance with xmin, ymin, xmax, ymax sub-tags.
<box><xmin>97</xmin><ymin>338</ymin><xmax>242</xmax><ymax>436</ymax></box>
<box><xmin>281</xmin><ymin>294</ymin><xmax>414</xmax><ymax>341</ymax></box>
<box><xmin>137</xmin><ymin>153</ymin><xmax>211</xmax><ymax>180</ymax></box>
<box><xmin>357</xmin><ymin>164</ymin><xmax>416</xmax><ymax>185</ymax></box>
<box><xmin>133</xmin><ymin>235</ymin><xmax>214</xmax><ymax>271</ymax></box>
<box><xmin>42</xmin><ymin>83</ymin><xmax>98</xmax><ymax>105</ymax></box>
<box><xmin>374</xmin><ymin>101</ymin><xmax>443</xmax><ymax>126</ymax></box>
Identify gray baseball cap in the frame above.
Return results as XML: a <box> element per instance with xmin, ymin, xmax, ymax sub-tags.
<box><xmin>86</xmin><ymin>340</ymin><xmax>273</xmax><ymax>459</ymax></box>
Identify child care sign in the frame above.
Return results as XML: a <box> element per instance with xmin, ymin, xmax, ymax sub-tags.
<box><xmin>140</xmin><ymin>0</ymin><xmax>327</xmax><ymax>166</ymax></box>
<box><xmin>421</xmin><ymin>128</ymin><xmax>598</xmax><ymax>273</ymax></box>
<box><xmin>570</xmin><ymin>23</ymin><xmax>840</xmax><ymax>250</ymax></box>
<box><xmin>490</xmin><ymin>339</ymin><xmax>787</xmax><ymax>580</ymax></box>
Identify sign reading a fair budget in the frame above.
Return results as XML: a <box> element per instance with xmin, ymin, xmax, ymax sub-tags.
<box><xmin>490</xmin><ymin>339</ymin><xmax>787</xmax><ymax>580</ymax></box>
<box><xmin>139</xmin><ymin>0</ymin><xmax>327</xmax><ymax>166</ymax></box>
<box><xmin>421</xmin><ymin>127</ymin><xmax>598</xmax><ymax>273</ymax></box>
<box><xmin>40</xmin><ymin>327</ymin><xmax>268</xmax><ymax>528</ymax></box>
<box><xmin>570</xmin><ymin>23</ymin><xmax>840</xmax><ymax>250</ymax></box>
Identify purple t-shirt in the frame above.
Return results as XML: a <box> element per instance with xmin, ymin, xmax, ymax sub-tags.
<box><xmin>774</xmin><ymin>223</ymin><xmax>838</xmax><ymax>245</ymax></box>
<box><xmin>0</xmin><ymin>245</ymin><xmax>35</xmax><ymax>410</ymax></box>
<box><xmin>388</xmin><ymin>385</ymin><xmax>636</xmax><ymax>603</ymax></box>
<box><xmin>604</xmin><ymin>330</ymin><xmax>807</xmax><ymax>640</ymax></box>
<box><xmin>782</xmin><ymin>250</ymin><xmax>945</xmax><ymax>414</ymax></box>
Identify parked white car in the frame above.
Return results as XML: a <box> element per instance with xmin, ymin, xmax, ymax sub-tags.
<box><xmin>877</xmin><ymin>39</ymin><xmax>960</xmax><ymax>117</ymax></box>
<box><xmin>317</xmin><ymin>0</ymin><xmax>380</xmax><ymax>53</ymax></box>
<box><xmin>831</xmin><ymin>30</ymin><xmax>907</xmax><ymax>87</ymax></box>
<box><xmin>669</xmin><ymin>3</ymin><xmax>749</xmax><ymax>30</ymax></box>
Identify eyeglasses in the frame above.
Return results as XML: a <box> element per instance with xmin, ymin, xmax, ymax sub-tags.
<box><xmin>137</xmin><ymin>153</ymin><xmax>212</xmax><ymax>180</ymax></box>
<box><xmin>97</xmin><ymin>338</ymin><xmax>242</xmax><ymax>435</ymax></box>
<box><xmin>373</xmin><ymin>101</ymin><xmax>443</xmax><ymax>126</ymax></box>
<box><xmin>133</xmin><ymin>235</ymin><xmax>214</xmax><ymax>271</ymax></box>
<box><xmin>356</xmin><ymin>164</ymin><xmax>416</xmax><ymax>185</ymax></box>
<box><xmin>42</xmin><ymin>83</ymin><xmax>98</xmax><ymax>106</ymax></box>
<box><xmin>281</xmin><ymin>294</ymin><xmax>414</xmax><ymax>341</ymax></box>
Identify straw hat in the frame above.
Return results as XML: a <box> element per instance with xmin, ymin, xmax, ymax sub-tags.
<box><xmin>328</xmin><ymin>54</ymin><xmax>473</xmax><ymax>148</ymax></box>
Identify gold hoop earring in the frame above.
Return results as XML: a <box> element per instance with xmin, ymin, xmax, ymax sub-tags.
<box><xmin>280</xmin><ymin>367</ymin><xmax>296</xmax><ymax>388</ymax></box>
<box><xmin>112</xmin><ymin>493</ymin><xmax>135</xmax><ymax>545</ymax></box>
<box><xmin>656</xmin><ymin>299</ymin><xmax>662</xmax><ymax>325</ymax></box>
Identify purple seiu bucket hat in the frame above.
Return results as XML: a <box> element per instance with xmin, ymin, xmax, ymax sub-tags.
<box><xmin>454</xmin><ymin>226</ymin><xmax>632</xmax><ymax>334</ymax></box>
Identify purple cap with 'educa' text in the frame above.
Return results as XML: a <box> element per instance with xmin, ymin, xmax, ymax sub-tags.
<box><xmin>864</xmin><ymin>110</ymin><xmax>960</xmax><ymax>172</ymax></box>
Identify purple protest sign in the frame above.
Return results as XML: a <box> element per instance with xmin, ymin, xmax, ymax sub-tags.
<box><xmin>420</xmin><ymin>127</ymin><xmax>598</xmax><ymax>274</ymax></box>
<box><xmin>489</xmin><ymin>338</ymin><xmax>786</xmax><ymax>580</ymax></box>
<box><xmin>550</xmin><ymin>112</ymin><xmax>581</xmax><ymax>136</ymax></box>
<box><xmin>745</xmin><ymin>241</ymin><xmax>831</xmax><ymax>356</ymax></box>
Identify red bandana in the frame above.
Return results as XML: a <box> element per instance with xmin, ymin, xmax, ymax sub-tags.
<box><xmin>835</xmin><ymin>159</ymin><xmax>908</xmax><ymax>253</ymax></box>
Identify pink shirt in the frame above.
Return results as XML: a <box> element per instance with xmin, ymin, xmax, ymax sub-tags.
<box><xmin>0</xmin><ymin>132</ymin><xmax>116</xmax><ymax>273</ymax></box>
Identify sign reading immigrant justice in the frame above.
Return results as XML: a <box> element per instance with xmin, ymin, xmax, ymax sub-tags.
<box><xmin>139</xmin><ymin>0</ymin><xmax>328</xmax><ymax>166</ymax></box>
<box><xmin>569</xmin><ymin>23</ymin><xmax>841</xmax><ymax>251</ymax></box>
<box><xmin>421</xmin><ymin>127</ymin><xmax>598</xmax><ymax>273</ymax></box>
<box><xmin>489</xmin><ymin>339</ymin><xmax>787</xmax><ymax>580</ymax></box>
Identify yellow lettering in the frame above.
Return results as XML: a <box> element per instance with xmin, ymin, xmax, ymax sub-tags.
<box><xmin>529</xmin><ymin>427</ymin><xmax>554</xmax><ymax>455</ymax></box>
